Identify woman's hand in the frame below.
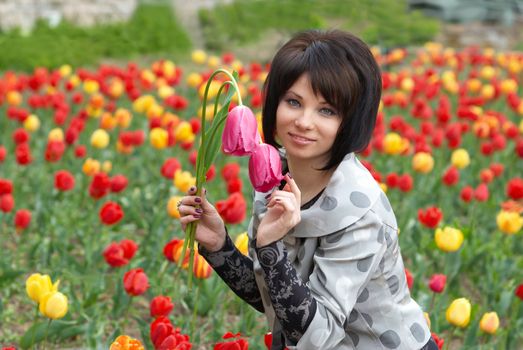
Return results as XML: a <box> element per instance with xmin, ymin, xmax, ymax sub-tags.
<box><xmin>257</xmin><ymin>174</ymin><xmax>301</xmax><ymax>247</ymax></box>
<box><xmin>178</xmin><ymin>186</ymin><xmax>226</xmax><ymax>252</ymax></box>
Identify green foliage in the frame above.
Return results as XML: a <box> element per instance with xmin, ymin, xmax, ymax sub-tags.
<box><xmin>199</xmin><ymin>0</ymin><xmax>440</xmax><ymax>50</ymax></box>
<box><xmin>0</xmin><ymin>3</ymin><xmax>191</xmax><ymax>71</ymax></box>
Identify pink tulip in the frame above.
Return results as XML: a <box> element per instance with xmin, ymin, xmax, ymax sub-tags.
<box><xmin>248</xmin><ymin>143</ymin><xmax>284</xmax><ymax>192</ymax></box>
<box><xmin>222</xmin><ymin>105</ymin><xmax>260</xmax><ymax>156</ymax></box>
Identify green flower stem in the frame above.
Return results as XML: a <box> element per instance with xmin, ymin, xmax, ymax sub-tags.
<box><xmin>179</xmin><ymin>69</ymin><xmax>242</xmax><ymax>291</ymax></box>
<box><xmin>190</xmin><ymin>281</ymin><xmax>201</xmax><ymax>338</ymax></box>
<box><xmin>43</xmin><ymin>318</ymin><xmax>52</xmax><ymax>350</ymax></box>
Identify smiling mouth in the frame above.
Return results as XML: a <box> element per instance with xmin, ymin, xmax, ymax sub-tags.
<box><xmin>289</xmin><ymin>133</ymin><xmax>315</xmax><ymax>142</ymax></box>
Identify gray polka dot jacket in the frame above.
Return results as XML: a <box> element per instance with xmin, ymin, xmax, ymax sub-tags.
<box><xmin>201</xmin><ymin>152</ymin><xmax>431</xmax><ymax>349</ymax></box>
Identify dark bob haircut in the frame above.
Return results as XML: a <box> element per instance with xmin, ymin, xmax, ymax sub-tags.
<box><xmin>262</xmin><ymin>29</ymin><xmax>382</xmax><ymax>171</ymax></box>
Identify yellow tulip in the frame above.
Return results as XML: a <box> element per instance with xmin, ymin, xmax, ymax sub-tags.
<box><xmin>132</xmin><ymin>95</ymin><xmax>156</xmax><ymax>114</ymax></box>
<box><xmin>207</xmin><ymin>55</ymin><xmax>220</xmax><ymax>68</ymax></box>
<box><xmin>59</xmin><ymin>64</ymin><xmax>72</xmax><ymax>77</ymax></box>
<box><xmin>400</xmin><ymin>77</ymin><xmax>414</xmax><ymax>92</ymax></box>
<box><xmin>158</xmin><ymin>85</ymin><xmax>175</xmax><ymax>99</ymax></box>
<box><xmin>114</xmin><ymin>108</ymin><xmax>132</xmax><ymax>128</ymax></box>
<box><xmin>83</xmin><ymin>79</ymin><xmax>100</xmax><ymax>94</ymax></box>
<box><xmin>102</xmin><ymin>160</ymin><xmax>112</xmax><ymax>174</ymax></box>
<box><xmin>82</xmin><ymin>158</ymin><xmax>101</xmax><ymax>176</ymax></box>
<box><xmin>162</xmin><ymin>60</ymin><xmax>176</xmax><ymax>79</ymax></box>
<box><xmin>496</xmin><ymin>210</ymin><xmax>522</xmax><ymax>234</ymax></box>
<box><xmin>167</xmin><ymin>196</ymin><xmax>182</xmax><ymax>219</ymax></box>
<box><xmin>198</xmin><ymin>79</ymin><xmax>222</xmax><ymax>100</ymax></box>
<box><xmin>23</xmin><ymin>114</ymin><xmax>41</xmax><ymax>132</ymax></box>
<box><xmin>234</xmin><ymin>232</ymin><xmax>249</xmax><ymax>256</ymax></box>
<box><xmin>379</xmin><ymin>183</ymin><xmax>388</xmax><ymax>193</ymax></box>
<box><xmin>383</xmin><ymin>133</ymin><xmax>408</xmax><ymax>155</ymax></box>
<box><xmin>467</xmin><ymin>78</ymin><xmax>482</xmax><ymax>93</ymax></box>
<box><xmin>479</xmin><ymin>65</ymin><xmax>496</xmax><ymax>80</ymax></box>
<box><xmin>435</xmin><ymin>226</ymin><xmax>464</xmax><ymax>252</ymax></box>
<box><xmin>68</xmin><ymin>75</ymin><xmax>80</xmax><ymax>88</ymax></box>
<box><xmin>146</xmin><ymin>104</ymin><xmax>164</xmax><ymax>120</ymax></box>
<box><xmin>48</xmin><ymin>128</ymin><xmax>64</xmax><ymax>142</ymax></box>
<box><xmin>39</xmin><ymin>291</ymin><xmax>68</xmax><ymax>319</ymax></box>
<box><xmin>108</xmin><ymin>79</ymin><xmax>124</xmax><ymax>99</ymax></box>
<box><xmin>479</xmin><ymin>312</ymin><xmax>500</xmax><ymax>334</ymax></box>
<box><xmin>91</xmin><ymin>129</ymin><xmax>110</xmax><ymax>149</ymax></box>
<box><xmin>110</xmin><ymin>335</ymin><xmax>145</xmax><ymax>350</ymax></box>
<box><xmin>87</xmin><ymin>105</ymin><xmax>103</xmax><ymax>118</ymax></box>
<box><xmin>191</xmin><ymin>49</ymin><xmax>207</xmax><ymax>65</ymax></box>
<box><xmin>446</xmin><ymin>298</ymin><xmax>471</xmax><ymax>328</ymax></box>
<box><xmin>26</xmin><ymin>273</ymin><xmax>60</xmax><ymax>303</ymax></box>
<box><xmin>500</xmin><ymin>79</ymin><xmax>518</xmax><ymax>94</ymax></box>
<box><xmin>450</xmin><ymin>149</ymin><xmax>470</xmax><ymax>169</ymax></box>
<box><xmin>149</xmin><ymin>128</ymin><xmax>168</xmax><ymax>149</ymax></box>
<box><xmin>480</xmin><ymin>84</ymin><xmax>495</xmax><ymax>100</ymax></box>
<box><xmin>412</xmin><ymin>152</ymin><xmax>434</xmax><ymax>174</ymax></box>
<box><xmin>174</xmin><ymin>169</ymin><xmax>196</xmax><ymax>193</ymax></box>
<box><xmin>141</xmin><ymin>69</ymin><xmax>156</xmax><ymax>85</ymax></box>
<box><xmin>100</xmin><ymin>112</ymin><xmax>117</xmax><ymax>130</ymax></box>
<box><xmin>175</xmin><ymin>121</ymin><xmax>195</xmax><ymax>143</ymax></box>
<box><xmin>6</xmin><ymin>91</ymin><xmax>22</xmax><ymax>106</ymax></box>
<box><xmin>187</xmin><ymin>72</ymin><xmax>203</xmax><ymax>88</ymax></box>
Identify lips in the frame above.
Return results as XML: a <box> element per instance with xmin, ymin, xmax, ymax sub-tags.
<box><xmin>289</xmin><ymin>132</ymin><xmax>315</xmax><ymax>142</ymax></box>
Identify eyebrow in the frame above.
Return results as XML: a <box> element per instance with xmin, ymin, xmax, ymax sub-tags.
<box><xmin>285</xmin><ymin>90</ymin><xmax>330</xmax><ymax>105</ymax></box>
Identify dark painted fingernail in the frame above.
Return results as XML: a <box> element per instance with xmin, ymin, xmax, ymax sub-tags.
<box><xmin>189</xmin><ymin>186</ymin><xmax>196</xmax><ymax>192</ymax></box>
<box><xmin>265</xmin><ymin>193</ymin><xmax>271</xmax><ymax>199</ymax></box>
<box><xmin>195</xmin><ymin>197</ymin><xmax>201</xmax><ymax>203</ymax></box>
<box><xmin>193</xmin><ymin>214</ymin><xmax>201</xmax><ymax>218</ymax></box>
<box><xmin>195</xmin><ymin>208</ymin><xmax>203</xmax><ymax>214</ymax></box>
<box><xmin>286</xmin><ymin>172</ymin><xmax>292</xmax><ymax>179</ymax></box>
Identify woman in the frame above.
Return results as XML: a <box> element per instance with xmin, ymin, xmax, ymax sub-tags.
<box><xmin>178</xmin><ymin>30</ymin><xmax>438</xmax><ymax>350</ymax></box>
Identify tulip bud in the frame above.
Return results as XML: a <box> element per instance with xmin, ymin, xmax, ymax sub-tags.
<box><xmin>446</xmin><ymin>298</ymin><xmax>471</xmax><ymax>328</ymax></box>
<box><xmin>428</xmin><ymin>274</ymin><xmax>447</xmax><ymax>293</ymax></box>
<box><xmin>91</xmin><ymin>129</ymin><xmax>110</xmax><ymax>149</ymax></box>
<box><xmin>26</xmin><ymin>273</ymin><xmax>59</xmax><ymax>303</ymax></box>
<box><xmin>248</xmin><ymin>144</ymin><xmax>284</xmax><ymax>192</ymax></box>
<box><xmin>222</xmin><ymin>105</ymin><xmax>260</xmax><ymax>156</ymax></box>
<box><xmin>234</xmin><ymin>232</ymin><xmax>249</xmax><ymax>256</ymax></box>
<box><xmin>450</xmin><ymin>148</ymin><xmax>470</xmax><ymax>169</ymax></box>
<box><xmin>39</xmin><ymin>291</ymin><xmax>68</xmax><ymax>319</ymax></box>
<box><xmin>435</xmin><ymin>226</ymin><xmax>464</xmax><ymax>252</ymax></box>
<box><xmin>479</xmin><ymin>312</ymin><xmax>500</xmax><ymax>334</ymax></box>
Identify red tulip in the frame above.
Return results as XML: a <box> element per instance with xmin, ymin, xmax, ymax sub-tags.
<box><xmin>161</xmin><ymin>158</ymin><xmax>181</xmax><ymax>179</ymax></box>
<box><xmin>150</xmin><ymin>295</ymin><xmax>174</xmax><ymax>318</ymax></box>
<box><xmin>110</xmin><ymin>174</ymin><xmax>128</xmax><ymax>193</ymax></box>
<box><xmin>489</xmin><ymin>163</ymin><xmax>504</xmax><ymax>177</ymax></box>
<box><xmin>442</xmin><ymin>166</ymin><xmax>459</xmax><ymax>186</ymax></box>
<box><xmin>0</xmin><ymin>145</ymin><xmax>6</xmax><ymax>162</ymax></box>
<box><xmin>405</xmin><ymin>268</ymin><xmax>414</xmax><ymax>289</ymax></box>
<box><xmin>386</xmin><ymin>172</ymin><xmax>399</xmax><ymax>188</ymax></box>
<box><xmin>431</xmin><ymin>332</ymin><xmax>444</xmax><ymax>349</ymax></box>
<box><xmin>216</xmin><ymin>192</ymin><xmax>247</xmax><ymax>224</ymax></box>
<box><xmin>474</xmin><ymin>183</ymin><xmax>489</xmax><ymax>202</ymax></box>
<box><xmin>150</xmin><ymin>316</ymin><xmax>191</xmax><ymax>350</ymax></box>
<box><xmin>15</xmin><ymin>143</ymin><xmax>32</xmax><ymax>165</ymax></box>
<box><xmin>460</xmin><ymin>186</ymin><xmax>474</xmax><ymax>202</ymax></box>
<box><xmin>123</xmin><ymin>268</ymin><xmax>149</xmax><ymax>296</ymax></box>
<box><xmin>227</xmin><ymin>178</ymin><xmax>242</xmax><ymax>194</ymax></box>
<box><xmin>74</xmin><ymin>145</ymin><xmax>87</xmax><ymax>158</ymax></box>
<box><xmin>515</xmin><ymin>284</ymin><xmax>523</xmax><ymax>300</ymax></box>
<box><xmin>45</xmin><ymin>140</ymin><xmax>65</xmax><ymax>162</ymax></box>
<box><xmin>428</xmin><ymin>274</ymin><xmax>447</xmax><ymax>293</ymax></box>
<box><xmin>0</xmin><ymin>179</ymin><xmax>13</xmax><ymax>195</ymax></box>
<box><xmin>206</xmin><ymin>164</ymin><xmax>216</xmax><ymax>181</ymax></box>
<box><xmin>103</xmin><ymin>243</ymin><xmax>129</xmax><ymax>267</ymax></box>
<box><xmin>163</xmin><ymin>238</ymin><xmax>183</xmax><ymax>262</ymax></box>
<box><xmin>222</xmin><ymin>105</ymin><xmax>260</xmax><ymax>156</ymax></box>
<box><xmin>120</xmin><ymin>239</ymin><xmax>138</xmax><ymax>259</ymax></box>
<box><xmin>99</xmin><ymin>201</ymin><xmax>124</xmax><ymax>225</ymax></box>
<box><xmin>0</xmin><ymin>194</ymin><xmax>14</xmax><ymax>213</ymax></box>
<box><xmin>12</xmin><ymin>128</ymin><xmax>30</xmax><ymax>144</ymax></box>
<box><xmin>54</xmin><ymin>170</ymin><xmax>75</xmax><ymax>192</ymax></box>
<box><xmin>248</xmin><ymin>143</ymin><xmax>283</xmax><ymax>192</ymax></box>
<box><xmin>14</xmin><ymin>209</ymin><xmax>31</xmax><ymax>230</ymax></box>
<box><xmin>89</xmin><ymin>172</ymin><xmax>111</xmax><ymax>199</ymax></box>
<box><xmin>221</xmin><ymin>163</ymin><xmax>241</xmax><ymax>182</ymax></box>
<box><xmin>214</xmin><ymin>332</ymin><xmax>248</xmax><ymax>350</ymax></box>
<box><xmin>418</xmin><ymin>206</ymin><xmax>443</xmax><ymax>228</ymax></box>
<box><xmin>506</xmin><ymin>178</ymin><xmax>523</xmax><ymax>200</ymax></box>
<box><xmin>397</xmin><ymin>174</ymin><xmax>413</xmax><ymax>192</ymax></box>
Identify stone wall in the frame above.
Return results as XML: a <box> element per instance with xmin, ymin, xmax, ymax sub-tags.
<box><xmin>0</xmin><ymin>0</ymin><xmax>138</xmax><ymax>33</ymax></box>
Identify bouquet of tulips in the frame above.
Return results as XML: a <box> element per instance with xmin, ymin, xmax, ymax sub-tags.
<box><xmin>179</xmin><ymin>69</ymin><xmax>283</xmax><ymax>288</ymax></box>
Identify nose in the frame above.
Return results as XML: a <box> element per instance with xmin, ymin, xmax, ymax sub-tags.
<box><xmin>294</xmin><ymin>109</ymin><xmax>314</xmax><ymax>130</ymax></box>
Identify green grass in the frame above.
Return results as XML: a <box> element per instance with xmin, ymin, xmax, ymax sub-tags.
<box><xmin>0</xmin><ymin>3</ymin><xmax>192</xmax><ymax>71</ymax></box>
<box><xmin>198</xmin><ymin>0</ymin><xmax>440</xmax><ymax>50</ymax></box>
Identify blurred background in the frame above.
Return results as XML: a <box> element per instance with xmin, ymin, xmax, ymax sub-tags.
<box><xmin>2</xmin><ymin>0</ymin><xmax>523</xmax><ymax>71</ymax></box>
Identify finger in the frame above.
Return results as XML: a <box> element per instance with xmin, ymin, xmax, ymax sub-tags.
<box><xmin>283</xmin><ymin>173</ymin><xmax>300</xmax><ymax>202</ymax></box>
<box><xmin>179</xmin><ymin>214</ymin><xmax>201</xmax><ymax>226</ymax></box>
<box><xmin>199</xmin><ymin>187</ymin><xmax>215</xmax><ymax>212</ymax></box>
<box><xmin>187</xmin><ymin>186</ymin><xmax>197</xmax><ymax>195</ymax></box>
<box><xmin>267</xmin><ymin>195</ymin><xmax>297</xmax><ymax>212</ymax></box>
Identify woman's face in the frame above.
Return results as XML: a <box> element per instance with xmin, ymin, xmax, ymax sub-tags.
<box><xmin>275</xmin><ymin>73</ymin><xmax>342</xmax><ymax>169</ymax></box>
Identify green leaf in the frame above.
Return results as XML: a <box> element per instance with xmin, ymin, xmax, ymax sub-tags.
<box><xmin>20</xmin><ymin>320</ymin><xmax>84</xmax><ymax>349</ymax></box>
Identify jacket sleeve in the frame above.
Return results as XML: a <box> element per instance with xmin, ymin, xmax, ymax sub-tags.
<box><xmin>199</xmin><ymin>230</ymin><xmax>264</xmax><ymax>313</ymax></box>
<box><xmin>265</xmin><ymin>210</ymin><xmax>388</xmax><ymax>349</ymax></box>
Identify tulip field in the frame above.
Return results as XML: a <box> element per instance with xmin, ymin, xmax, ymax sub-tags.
<box><xmin>1</xmin><ymin>43</ymin><xmax>523</xmax><ymax>349</ymax></box>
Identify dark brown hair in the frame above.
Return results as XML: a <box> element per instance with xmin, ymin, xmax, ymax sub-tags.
<box><xmin>262</xmin><ymin>29</ymin><xmax>382</xmax><ymax>171</ymax></box>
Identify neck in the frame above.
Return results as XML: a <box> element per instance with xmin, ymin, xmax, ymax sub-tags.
<box><xmin>286</xmin><ymin>158</ymin><xmax>333</xmax><ymax>204</ymax></box>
